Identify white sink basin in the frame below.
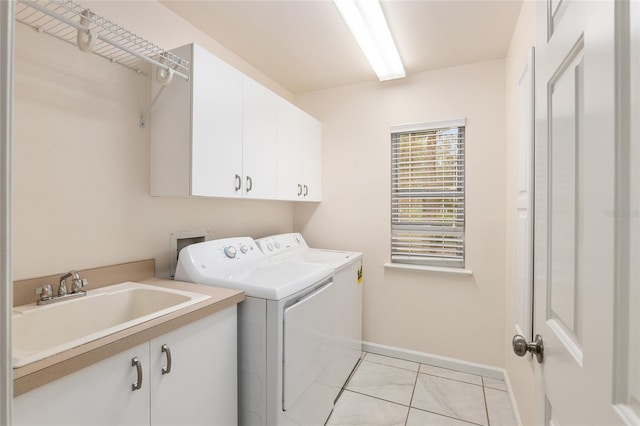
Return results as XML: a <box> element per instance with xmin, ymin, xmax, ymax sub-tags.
<box><xmin>13</xmin><ymin>282</ymin><xmax>210</xmax><ymax>367</ymax></box>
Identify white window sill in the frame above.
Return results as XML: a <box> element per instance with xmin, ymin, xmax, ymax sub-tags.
<box><xmin>383</xmin><ymin>263</ymin><xmax>473</xmax><ymax>276</ymax></box>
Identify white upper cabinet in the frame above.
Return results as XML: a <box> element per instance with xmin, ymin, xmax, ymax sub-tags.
<box><xmin>191</xmin><ymin>45</ymin><xmax>244</xmax><ymax>198</ymax></box>
<box><xmin>276</xmin><ymin>98</ymin><xmax>302</xmax><ymax>200</ymax></box>
<box><xmin>300</xmin><ymin>111</ymin><xmax>322</xmax><ymax>202</ymax></box>
<box><xmin>276</xmin><ymin>101</ymin><xmax>322</xmax><ymax>201</ymax></box>
<box><xmin>242</xmin><ymin>77</ymin><xmax>278</xmax><ymax>199</ymax></box>
<box><xmin>151</xmin><ymin>43</ymin><xmax>243</xmax><ymax>198</ymax></box>
<box><xmin>151</xmin><ymin>43</ymin><xmax>321</xmax><ymax>202</ymax></box>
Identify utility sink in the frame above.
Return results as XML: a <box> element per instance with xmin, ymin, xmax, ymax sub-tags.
<box><xmin>13</xmin><ymin>282</ymin><xmax>211</xmax><ymax>367</ymax></box>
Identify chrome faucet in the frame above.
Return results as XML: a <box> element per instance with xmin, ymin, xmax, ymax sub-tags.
<box><xmin>35</xmin><ymin>270</ymin><xmax>88</xmax><ymax>305</ymax></box>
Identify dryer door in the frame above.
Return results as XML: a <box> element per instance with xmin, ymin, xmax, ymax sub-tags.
<box><xmin>282</xmin><ymin>279</ymin><xmax>337</xmax><ymax>424</ymax></box>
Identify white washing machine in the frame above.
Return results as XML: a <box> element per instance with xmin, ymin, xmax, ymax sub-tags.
<box><xmin>175</xmin><ymin>237</ymin><xmax>338</xmax><ymax>426</ymax></box>
<box><xmin>255</xmin><ymin>233</ymin><xmax>363</xmax><ymax>393</ymax></box>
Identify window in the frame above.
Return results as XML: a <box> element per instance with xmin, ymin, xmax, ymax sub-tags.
<box><xmin>390</xmin><ymin>119</ymin><xmax>465</xmax><ymax>268</ymax></box>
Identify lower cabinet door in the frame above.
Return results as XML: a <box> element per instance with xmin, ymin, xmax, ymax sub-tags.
<box><xmin>149</xmin><ymin>305</ymin><xmax>238</xmax><ymax>426</ymax></box>
<box><xmin>13</xmin><ymin>342</ymin><xmax>150</xmax><ymax>426</ymax></box>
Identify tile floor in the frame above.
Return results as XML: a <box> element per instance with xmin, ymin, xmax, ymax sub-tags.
<box><xmin>326</xmin><ymin>352</ymin><xmax>517</xmax><ymax>426</ymax></box>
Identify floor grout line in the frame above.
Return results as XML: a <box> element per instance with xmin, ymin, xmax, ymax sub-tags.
<box><xmin>345</xmin><ymin>389</ymin><xmax>413</xmax><ymax>409</ymax></box>
<box><xmin>482</xmin><ymin>378</ymin><xmax>491</xmax><ymax>426</ymax></box>
<box><xmin>417</xmin><ymin>370</ymin><xmax>485</xmax><ymax>388</ymax></box>
<box><xmin>410</xmin><ymin>406</ymin><xmax>486</xmax><ymax>426</ymax></box>
<box><xmin>366</xmin><ymin>358</ymin><xmax>420</xmax><ymax>373</ymax></box>
<box><xmin>405</xmin><ymin>364</ymin><xmax>421</xmax><ymax>426</ymax></box>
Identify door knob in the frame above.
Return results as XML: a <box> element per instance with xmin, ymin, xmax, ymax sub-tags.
<box><xmin>512</xmin><ymin>334</ymin><xmax>544</xmax><ymax>363</ymax></box>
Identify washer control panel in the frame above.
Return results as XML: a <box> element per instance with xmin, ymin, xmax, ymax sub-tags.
<box><xmin>176</xmin><ymin>236</ymin><xmax>268</xmax><ymax>278</ymax></box>
<box><xmin>218</xmin><ymin>240</ymin><xmax>257</xmax><ymax>261</ymax></box>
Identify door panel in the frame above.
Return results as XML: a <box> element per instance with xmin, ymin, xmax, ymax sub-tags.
<box><xmin>548</xmin><ymin>45</ymin><xmax>583</xmax><ymax>349</ymax></box>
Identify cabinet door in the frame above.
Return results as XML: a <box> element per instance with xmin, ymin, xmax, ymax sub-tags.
<box><xmin>243</xmin><ymin>78</ymin><xmax>278</xmax><ymax>199</ymax></box>
<box><xmin>191</xmin><ymin>44</ymin><xmax>244</xmax><ymax>198</ymax></box>
<box><xmin>276</xmin><ymin>98</ymin><xmax>302</xmax><ymax>201</ymax></box>
<box><xmin>150</xmin><ymin>306</ymin><xmax>238</xmax><ymax>426</ymax></box>
<box><xmin>301</xmin><ymin>112</ymin><xmax>322</xmax><ymax>201</ymax></box>
<box><xmin>13</xmin><ymin>343</ymin><xmax>150</xmax><ymax>426</ymax></box>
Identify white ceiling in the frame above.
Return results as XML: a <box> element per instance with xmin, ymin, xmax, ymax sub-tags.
<box><xmin>160</xmin><ymin>0</ymin><xmax>523</xmax><ymax>94</ymax></box>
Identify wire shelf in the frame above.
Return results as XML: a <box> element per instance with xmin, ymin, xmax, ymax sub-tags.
<box><xmin>15</xmin><ymin>0</ymin><xmax>190</xmax><ymax>79</ymax></box>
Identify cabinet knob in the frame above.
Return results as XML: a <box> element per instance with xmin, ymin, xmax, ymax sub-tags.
<box><xmin>303</xmin><ymin>185</ymin><xmax>308</xmax><ymax>197</ymax></box>
<box><xmin>297</xmin><ymin>184</ymin><xmax>302</xmax><ymax>196</ymax></box>
<box><xmin>246</xmin><ymin>176</ymin><xmax>253</xmax><ymax>192</ymax></box>
<box><xmin>234</xmin><ymin>174</ymin><xmax>241</xmax><ymax>192</ymax></box>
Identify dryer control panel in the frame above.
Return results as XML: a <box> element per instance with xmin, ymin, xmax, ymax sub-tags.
<box><xmin>255</xmin><ymin>233</ymin><xmax>308</xmax><ymax>257</ymax></box>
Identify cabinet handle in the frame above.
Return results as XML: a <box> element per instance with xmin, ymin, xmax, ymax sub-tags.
<box><xmin>234</xmin><ymin>174</ymin><xmax>242</xmax><ymax>192</ymax></box>
<box><xmin>161</xmin><ymin>344</ymin><xmax>172</xmax><ymax>375</ymax></box>
<box><xmin>297</xmin><ymin>184</ymin><xmax>302</xmax><ymax>196</ymax></box>
<box><xmin>303</xmin><ymin>185</ymin><xmax>308</xmax><ymax>197</ymax></box>
<box><xmin>246</xmin><ymin>176</ymin><xmax>253</xmax><ymax>192</ymax></box>
<box><xmin>131</xmin><ymin>357</ymin><xmax>143</xmax><ymax>391</ymax></box>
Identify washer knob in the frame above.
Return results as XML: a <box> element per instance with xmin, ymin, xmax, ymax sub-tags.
<box><xmin>274</xmin><ymin>241</ymin><xmax>281</xmax><ymax>249</ymax></box>
<box><xmin>224</xmin><ymin>246</ymin><xmax>237</xmax><ymax>259</ymax></box>
<box><xmin>240</xmin><ymin>245</ymin><xmax>249</xmax><ymax>254</ymax></box>
<box><xmin>294</xmin><ymin>235</ymin><xmax>301</xmax><ymax>244</ymax></box>
<box><xmin>267</xmin><ymin>243</ymin><xmax>274</xmax><ymax>251</ymax></box>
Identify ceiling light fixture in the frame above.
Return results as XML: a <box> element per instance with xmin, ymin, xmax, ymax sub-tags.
<box><xmin>334</xmin><ymin>0</ymin><xmax>405</xmax><ymax>81</ymax></box>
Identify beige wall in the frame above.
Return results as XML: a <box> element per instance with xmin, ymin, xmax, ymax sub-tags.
<box><xmin>503</xmin><ymin>1</ymin><xmax>537</xmax><ymax>425</ymax></box>
<box><xmin>12</xmin><ymin>1</ymin><xmax>294</xmax><ymax>280</ymax></box>
<box><xmin>294</xmin><ymin>60</ymin><xmax>507</xmax><ymax>366</ymax></box>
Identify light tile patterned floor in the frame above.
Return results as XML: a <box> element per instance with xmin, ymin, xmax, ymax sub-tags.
<box><xmin>326</xmin><ymin>352</ymin><xmax>517</xmax><ymax>426</ymax></box>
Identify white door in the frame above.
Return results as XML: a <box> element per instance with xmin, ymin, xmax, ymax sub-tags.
<box><xmin>526</xmin><ymin>0</ymin><xmax>629</xmax><ymax>424</ymax></box>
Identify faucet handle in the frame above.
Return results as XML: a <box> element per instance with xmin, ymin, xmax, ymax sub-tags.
<box><xmin>72</xmin><ymin>278</ymin><xmax>88</xmax><ymax>294</ymax></box>
<box><xmin>35</xmin><ymin>285</ymin><xmax>53</xmax><ymax>301</ymax></box>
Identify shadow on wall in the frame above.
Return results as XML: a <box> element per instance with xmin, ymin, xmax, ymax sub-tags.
<box><xmin>293</xmin><ymin>202</ymin><xmax>322</xmax><ymax>236</ymax></box>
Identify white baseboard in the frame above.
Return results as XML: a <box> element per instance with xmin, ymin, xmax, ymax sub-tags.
<box><xmin>503</xmin><ymin>373</ymin><xmax>523</xmax><ymax>426</ymax></box>
<box><xmin>363</xmin><ymin>341</ymin><xmax>505</xmax><ymax>379</ymax></box>
<box><xmin>362</xmin><ymin>341</ymin><xmax>523</xmax><ymax>425</ymax></box>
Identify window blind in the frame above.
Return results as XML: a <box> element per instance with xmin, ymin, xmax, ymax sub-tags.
<box><xmin>391</xmin><ymin>121</ymin><xmax>465</xmax><ymax>268</ymax></box>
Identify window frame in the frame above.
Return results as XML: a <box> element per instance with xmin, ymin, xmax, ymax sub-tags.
<box><xmin>390</xmin><ymin>118</ymin><xmax>466</xmax><ymax>268</ymax></box>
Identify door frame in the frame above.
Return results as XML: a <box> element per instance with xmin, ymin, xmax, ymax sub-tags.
<box><xmin>0</xmin><ymin>0</ymin><xmax>14</xmax><ymax>423</ymax></box>
<box><xmin>514</xmin><ymin>46</ymin><xmax>536</xmax><ymax>342</ymax></box>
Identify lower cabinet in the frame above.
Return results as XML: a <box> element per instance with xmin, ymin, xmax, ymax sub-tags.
<box><xmin>14</xmin><ymin>305</ymin><xmax>237</xmax><ymax>426</ymax></box>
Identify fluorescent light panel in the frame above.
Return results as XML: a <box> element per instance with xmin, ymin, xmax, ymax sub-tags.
<box><xmin>334</xmin><ymin>0</ymin><xmax>405</xmax><ymax>81</ymax></box>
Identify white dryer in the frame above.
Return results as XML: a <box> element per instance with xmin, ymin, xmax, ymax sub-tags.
<box><xmin>255</xmin><ymin>233</ymin><xmax>363</xmax><ymax>392</ymax></box>
<box><xmin>175</xmin><ymin>237</ymin><xmax>338</xmax><ymax>426</ymax></box>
